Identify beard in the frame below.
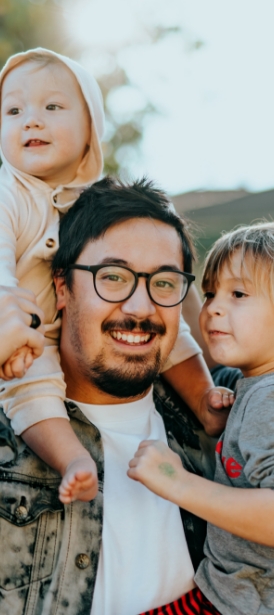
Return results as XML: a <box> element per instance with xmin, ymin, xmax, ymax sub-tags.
<box><xmin>84</xmin><ymin>348</ymin><xmax>162</xmax><ymax>398</ymax></box>
<box><xmin>74</xmin><ymin>317</ymin><xmax>165</xmax><ymax>399</ymax></box>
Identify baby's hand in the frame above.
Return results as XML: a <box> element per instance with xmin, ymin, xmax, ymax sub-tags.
<box><xmin>0</xmin><ymin>345</ymin><xmax>34</xmax><ymax>380</ymax></box>
<box><xmin>128</xmin><ymin>440</ymin><xmax>186</xmax><ymax>503</ymax></box>
<box><xmin>199</xmin><ymin>387</ymin><xmax>234</xmax><ymax>436</ymax></box>
<box><xmin>59</xmin><ymin>455</ymin><xmax>98</xmax><ymax>504</ymax></box>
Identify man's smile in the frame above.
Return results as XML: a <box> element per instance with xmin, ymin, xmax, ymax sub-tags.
<box><xmin>110</xmin><ymin>330</ymin><xmax>153</xmax><ymax>345</ymax></box>
<box><xmin>102</xmin><ymin>318</ymin><xmax>165</xmax><ymax>349</ymax></box>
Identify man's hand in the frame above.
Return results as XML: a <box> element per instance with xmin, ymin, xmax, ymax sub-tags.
<box><xmin>0</xmin><ymin>286</ymin><xmax>45</xmax><ymax>375</ymax></box>
<box><xmin>199</xmin><ymin>387</ymin><xmax>234</xmax><ymax>436</ymax></box>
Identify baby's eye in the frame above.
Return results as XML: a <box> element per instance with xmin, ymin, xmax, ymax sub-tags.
<box><xmin>46</xmin><ymin>104</ymin><xmax>62</xmax><ymax>111</ymax></box>
<box><xmin>8</xmin><ymin>107</ymin><xmax>20</xmax><ymax>115</ymax></box>
<box><xmin>233</xmin><ymin>290</ymin><xmax>247</xmax><ymax>298</ymax></box>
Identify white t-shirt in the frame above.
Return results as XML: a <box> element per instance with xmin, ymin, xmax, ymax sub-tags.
<box><xmin>74</xmin><ymin>388</ymin><xmax>194</xmax><ymax>615</ymax></box>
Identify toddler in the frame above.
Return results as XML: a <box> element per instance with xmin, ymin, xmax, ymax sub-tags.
<box><xmin>0</xmin><ymin>47</ymin><xmax>229</xmax><ymax>504</ymax></box>
<box><xmin>129</xmin><ymin>222</ymin><xmax>274</xmax><ymax>615</ymax></box>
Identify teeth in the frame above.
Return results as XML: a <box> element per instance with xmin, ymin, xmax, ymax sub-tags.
<box><xmin>111</xmin><ymin>331</ymin><xmax>151</xmax><ymax>344</ymax></box>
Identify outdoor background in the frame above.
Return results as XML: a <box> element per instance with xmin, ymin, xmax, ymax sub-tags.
<box><xmin>1</xmin><ymin>0</ymin><xmax>274</xmax><ymax>281</ymax></box>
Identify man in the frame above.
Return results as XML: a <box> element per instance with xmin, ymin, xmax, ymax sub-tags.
<box><xmin>0</xmin><ymin>177</ymin><xmax>216</xmax><ymax>615</ymax></box>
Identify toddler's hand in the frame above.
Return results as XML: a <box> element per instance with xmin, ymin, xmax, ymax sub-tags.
<box><xmin>0</xmin><ymin>345</ymin><xmax>34</xmax><ymax>380</ymax></box>
<box><xmin>128</xmin><ymin>440</ymin><xmax>186</xmax><ymax>503</ymax></box>
<box><xmin>199</xmin><ymin>387</ymin><xmax>234</xmax><ymax>436</ymax></box>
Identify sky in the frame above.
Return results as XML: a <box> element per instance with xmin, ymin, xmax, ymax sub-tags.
<box><xmin>65</xmin><ymin>0</ymin><xmax>274</xmax><ymax>196</ymax></box>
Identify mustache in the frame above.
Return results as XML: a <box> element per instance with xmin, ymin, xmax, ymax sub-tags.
<box><xmin>102</xmin><ymin>318</ymin><xmax>166</xmax><ymax>336</ymax></box>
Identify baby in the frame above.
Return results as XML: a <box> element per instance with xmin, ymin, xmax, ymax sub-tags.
<box><xmin>129</xmin><ymin>222</ymin><xmax>274</xmax><ymax>615</ymax></box>
<box><xmin>0</xmin><ymin>47</ymin><xmax>230</xmax><ymax>504</ymax></box>
<box><xmin>0</xmin><ymin>48</ymin><xmax>104</xmax><ymax>502</ymax></box>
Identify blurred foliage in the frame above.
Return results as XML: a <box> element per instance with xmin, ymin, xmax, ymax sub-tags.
<box><xmin>98</xmin><ymin>65</ymin><xmax>156</xmax><ymax>177</ymax></box>
<box><xmin>0</xmin><ymin>0</ymin><xmax>199</xmax><ymax>176</ymax></box>
<box><xmin>0</xmin><ymin>0</ymin><xmax>79</xmax><ymax>63</ymax></box>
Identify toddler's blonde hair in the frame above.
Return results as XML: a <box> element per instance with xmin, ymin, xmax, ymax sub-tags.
<box><xmin>201</xmin><ymin>221</ymin><xmax>274</xmax><ymax>301</ymax></box>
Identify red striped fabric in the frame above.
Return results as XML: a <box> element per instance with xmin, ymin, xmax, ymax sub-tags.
<box><xmin>139</xmin><ymin>587</ymin><xmax>222</xmax><ymax>615</ymax></box>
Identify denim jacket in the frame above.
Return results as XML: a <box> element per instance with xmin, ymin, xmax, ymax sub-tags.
<box><xmin>0</xmin><ymin>379</ymin><xmax>215</xmax><ymax>615</ymax></box>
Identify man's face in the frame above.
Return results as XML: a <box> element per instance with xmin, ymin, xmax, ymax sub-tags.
<box><xmin>1</xmin><ymin>61</ymin><xmax>90</xmax><ymax>187</ymax></box>
<box><xmin>55</xmin><ymin>218</ymin><xmax>184</xmax><ymax>403</ymax></box>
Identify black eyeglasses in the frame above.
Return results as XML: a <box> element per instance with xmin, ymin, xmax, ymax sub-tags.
<box><xmin>66</xmin><ymin>264</ymin><xmax>195</xmax><ymax>307</ymax></box>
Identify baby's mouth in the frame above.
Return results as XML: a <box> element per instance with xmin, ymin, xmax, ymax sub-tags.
<box><xmin>24</xmin><ymin>139</ymin><xmax>49</xmax><ymax>147</ymax></box>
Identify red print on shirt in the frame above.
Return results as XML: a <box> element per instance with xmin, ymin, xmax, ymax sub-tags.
<box><xmin>215</xmin><ymin>440</ymin><xmax>243</xmax><ymax>478</ymax></box>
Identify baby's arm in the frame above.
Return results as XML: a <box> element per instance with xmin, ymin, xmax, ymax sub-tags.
<box><xmin>0</xmin><ymin>190</ymin><xmax>98</xmax><ymax>502</ymax></box>
<box><xmin>128</xmin><ymin>440</ymin><xmax>274</xmax><ymax>546</ymax></box>
<box><xmin>0</xmin><ymin>345</ymin><xmax>98</xmax><ymax>504</ymax></box>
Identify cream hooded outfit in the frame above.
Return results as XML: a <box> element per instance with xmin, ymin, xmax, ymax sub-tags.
<box><xmin>0</xmin><ymin>48</ymin><xmax>201</xmax><ymax>435</ymax></box>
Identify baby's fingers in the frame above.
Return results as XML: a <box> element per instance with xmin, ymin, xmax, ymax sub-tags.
<box><xmin>0</xmin><ymin>360</ymin><xmax>15</xmax><ymax>380</ymax></box>
<box><xmin>9</xmin><ymin>355</ymin><xmax>28</xmax><ymax>379</ymax></box>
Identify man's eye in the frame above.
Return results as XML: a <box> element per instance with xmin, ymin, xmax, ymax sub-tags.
<box><xmin>154</xmin><ymin>280</ymin><xmax>174</xmax><ymax>289</ymax></box>
<box><xmin>104</xmin><ymin>275</ymin><xmax>124</xmax><ymax>282</ymax></box>
<box><xmin>46</xmin><ymin>104</ymin><xmax>62</xmax><ymax>111</ymax></box>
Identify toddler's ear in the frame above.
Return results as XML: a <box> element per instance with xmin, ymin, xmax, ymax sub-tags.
<box><xmin>54</xmin><ymin>276</ymin><xmax>67</xmax><ymax>310</ymax></box>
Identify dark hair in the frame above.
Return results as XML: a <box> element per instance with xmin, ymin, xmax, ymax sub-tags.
<box><xmin>52</xmin><ymin>176</ymin><xmax>195</xmax><ymax>289</ymax></box>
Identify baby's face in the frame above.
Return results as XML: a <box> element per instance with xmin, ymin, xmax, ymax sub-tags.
<box><xmin>1</xmin><ymin>61</ymin><xmax>90</xmax><ymax>187</ymax></box>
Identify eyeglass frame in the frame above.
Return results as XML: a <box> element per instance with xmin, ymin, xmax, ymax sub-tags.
<box><xmin>65</xmin><ymin>263</ymin><xmax>195</xmax><ymax>308</ymax></box>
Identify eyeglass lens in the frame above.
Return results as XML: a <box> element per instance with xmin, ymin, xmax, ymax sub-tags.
<box><xmin>95</xmin><ymin>266</ymin><xmax>188</xmax><ymax>306</ymax></box>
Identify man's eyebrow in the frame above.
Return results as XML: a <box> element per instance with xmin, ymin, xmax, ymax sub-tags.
<box><xmin>98</xmin><ymin>257</ymin><xmax>128</xmax><ymax>265</ymax></box>
<box><xmin>97</xmin><ymin>258</ymin><xmax>183</xmax><ymax>271</ymax></box>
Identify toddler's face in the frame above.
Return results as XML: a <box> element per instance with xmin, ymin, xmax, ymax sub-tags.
<box><xmin>199</xmin><ymin>250</ymin><xmax>274</xmax><ymax>377</ymax></box>
<box><xmin>1</xmin><ymin>61</ymin><xmax>90</xmax><ymax>187</ymax></box>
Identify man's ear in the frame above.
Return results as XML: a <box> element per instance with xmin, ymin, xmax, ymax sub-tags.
<box><xmin>54</xmin><ymin>276</ymin><xmax>67</xmax><ymax>310</ymax></box>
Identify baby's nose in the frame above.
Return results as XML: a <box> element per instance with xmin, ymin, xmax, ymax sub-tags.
<box><xmin>23</xmin><ymin>115</ymin><xmax>44</xmax><ymax>129</ymax></box>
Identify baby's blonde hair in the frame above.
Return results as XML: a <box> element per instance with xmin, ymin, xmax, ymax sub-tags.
<box><xmin>201</xmin><ymin>221</ymin><xmax>274</xmax><ymax>301</ymax></box>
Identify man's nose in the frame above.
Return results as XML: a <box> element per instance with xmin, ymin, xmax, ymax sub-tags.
<box><xmin>121</xmin><ymin>279</ymin><xmax>157</xmax><ymax>319</ymax></box>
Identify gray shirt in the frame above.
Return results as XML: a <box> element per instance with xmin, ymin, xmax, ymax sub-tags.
<box><xmin>195</xmin><ymin>374</ymin><xmax>274</xmax><ymax>615</ymax></box>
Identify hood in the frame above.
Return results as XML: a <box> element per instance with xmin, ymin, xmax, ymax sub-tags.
<box><xmin>0</xmin><ymin>47</ymin><xmax>105</xmax><ymax>197</ymax></box>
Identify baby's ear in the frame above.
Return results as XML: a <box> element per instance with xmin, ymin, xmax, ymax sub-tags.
<box><xmin>54</xmin><ymin>275</ymin><xmax>67</xmax><ymax>310</ymax></box>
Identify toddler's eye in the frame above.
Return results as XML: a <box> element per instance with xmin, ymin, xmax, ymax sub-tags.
<box><xmin>46</xmin><ymin>104</ymin><xmax>62</xmax><ymax>111</ymax></box>
<box><xmin>233</xmin><ymin>291</ymin><xmax>246</xmax><ymax>298</ymax></box>
<box><xmin>204</xmin><ymin>291</ymin><xmax>215</xmax><ymax>300</ymax></box>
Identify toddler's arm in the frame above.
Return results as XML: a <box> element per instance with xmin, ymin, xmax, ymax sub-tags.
<box><xmin>162</xmin><ymin>314</ymin><xmax>234</xmax><ymax>435</ymax></box>
<box><xmin>128</xmin><ymin>440</ymin><xmax>274</xmax><ymax>546</ymax></box>
<box><xmin>163</xmin><ymin>355</ymin><xmax>233</xmax><ymax>436</ymax></box>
